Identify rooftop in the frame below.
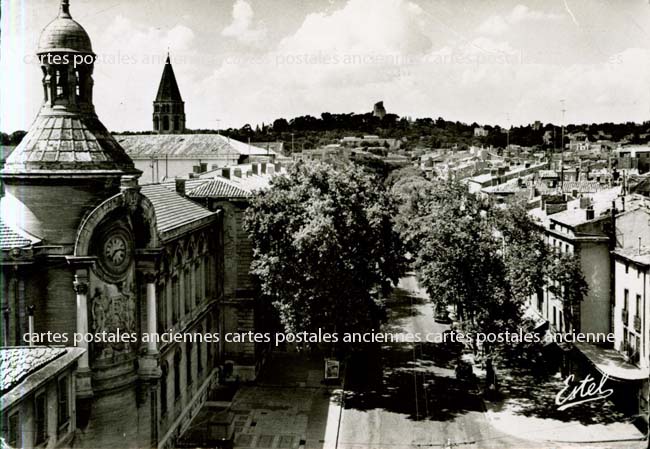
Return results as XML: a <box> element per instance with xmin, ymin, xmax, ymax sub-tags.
<box><xmin>115</xmin><ymin>134</ymin><xmax>276</xmax><ymax>159</ymax></box>
<box><xmin>139</xmin><ymin>184</ymin><xmax>216</xmax><ymax>236</ymax></box>
<box><xmin>1</xmin><ymin>347</ymin><xmax>66</xmax><ymax>393</ymax></box>
<box><xmin>37</xmin><ymin>0</ymin><xmax>93</xmax><ymax>55</ymax></box>
<box><xmin>3</xmin><ymin>114</ymin><xmax>138</xmax><ymax>175</ymax></box>
<box><xmin>1</xmin><ymin>347</ymin><xmax>85</xmax><ymax>411</ymax></box>
<box><xmin>155</xmin><ymin>55</ymin><xmax>183</xmax><ymax>102</ymax></box>
<box><xmin>0</xmin><ymin>217</ymin><xmax>40</xmax><ymax>250</ymax></box>
<box><xmin>613</xmin><ymin>245</ymin><xmax>650</xmax><ymax>266</ymax></box>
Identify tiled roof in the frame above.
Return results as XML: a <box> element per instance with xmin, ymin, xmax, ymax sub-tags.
<box><xmin>140</xmin><ymin>184</ymin><xmax>216</xmax><ymax>235</ymax></box>
<box><xmin>3</xmin><ymin>114</ymin><xmax>138</xmax><ymax>174</ymax></box>
<box><xmin>115</xmin><ymin>134</ymin><xmax>276</xmax><ymax>159</ymax></box>
<box><xmin>187</xmin><ymin>179</ymin><xmax>250</xmax><ymax>199</ymax></box>
<box><xmin>0</xmin><ymin>219</ymin><xmax>39</xmax><ymax>249</ymax></box>
<box><xmin>0</xmin><ymin>347</ymin><xmax>66</xmax><ymax>393</ymax></box>
<box><xmin>613</xmin><ymin>246</ymin><xmax>650</xmax><ymax>266</ymax></box>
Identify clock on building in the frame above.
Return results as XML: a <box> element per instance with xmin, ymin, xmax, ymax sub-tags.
<box><xmin>95</xmin><ymin>227</ymin><xmax>133</xmax><ymax>281</ymax></box>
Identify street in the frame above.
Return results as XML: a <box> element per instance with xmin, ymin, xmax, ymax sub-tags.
<box><xmin>334</xmin><ymin>275</ymin><xmax>646</xmax><ymax>449</ymax></box>
<box><xmin>229</xmin><ymin>275</ymin><xmax>646</xmax><ymax>449</ymax></box>
<box><xmin>335</xmin><ymin>276</ymin><xmax>534</xmax><ymax>449</ymax></box>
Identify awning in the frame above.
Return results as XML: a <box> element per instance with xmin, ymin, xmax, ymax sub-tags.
<box><xmin>574</xmin><ymin>342</ymin><xmax>649</xmax><ymax>382</ymax></box>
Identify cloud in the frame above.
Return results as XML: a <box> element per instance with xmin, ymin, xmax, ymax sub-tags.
<box><xmin>221</xmin><ymin>0</ymin><xmax>267</xmax><ymax>45</ymax></box>
<box><xmin>478</xmin><ymin>4</ymin><xmax>563</xmax><ymax>35</ymax></box>
<box><xmin>90</xmin><ymin>16</ymin><xmax>199</xmax><ymax>131</ymax></box>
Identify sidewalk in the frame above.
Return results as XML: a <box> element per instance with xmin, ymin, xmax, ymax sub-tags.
<box><xmin>478</xmin><ymin>364</ymin><xmax>646</xmax><ymax>447</ymax></box>
<box><xmin>230</xmin><ymin>351</ymin><xmax>343</xmax><ymax>449</ymax></box>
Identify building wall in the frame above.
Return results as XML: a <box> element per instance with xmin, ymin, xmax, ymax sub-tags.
<box><xmin>578</xmin><ymin>241</ymin><xmax>611</xmax><ymax>335</ymax></box>
<box><xmin>134</xmin><ymin>157</ymin><xmax>240</xmax><ymax>184</ymax></box>
<box><xmin>613</xmin><ymin>258</ymin><xmax>648</xmax><ymax>369</ymax></box>
<box><xmin>2</xmin><ymin>369</ymin><xmax>76</xmax><ymax>449</ymax></box>
<box><xmin>615</xmin><ymin>208</ymin><xmax>650</xmax><ymax>249</ymax></box>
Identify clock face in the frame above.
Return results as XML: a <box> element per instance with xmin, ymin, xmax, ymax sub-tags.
<box><xmin>104</xmin><ymin>236</ymin><xmax>127</xmax><ymax>266</ymax></box>
<box><xmin>96</xmin><ymin>228</ymin><xmax>132</xmax><ymax>281</ymax></box>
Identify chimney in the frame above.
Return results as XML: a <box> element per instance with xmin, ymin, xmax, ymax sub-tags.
<box><xmin>234</xmin><ymin>168</ymin><xmax>242</xmax><ymax>178</ymax></box>
<box><xmin>586</xmin><ymin>206</ymin><xmax>595</xmax><ymax>220</ymax></box>
<box><xmin>261</xmin><ymin>162</ymin><xmax>267</xmax><ymax>174</ymax></box>
<box><xmin>222</xmin><ymin>167</ymin><xmax>231</xmax><ymax>179</ymax></box>
<box><xmin>27</xmin><ymin>305</ymin><xmax>35</xmax><ymax>346</ymax></box>
<box><xmin>252</xmin><ymin>163</ymin><xmax>259</xmax><ymax>175</ymax></box>
<box><xmin>175</xmin><ymin>178</ymin><xmax>186</xmax><ymax>196</ymax></box>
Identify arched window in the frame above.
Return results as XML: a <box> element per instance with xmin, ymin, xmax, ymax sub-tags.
<box><xmin>186</xmin><ymin>341</ymin><xmax>193</xmax><ymax>386</ymax></box>
<box><xmin>173</xmin><ymin>116</ymin><xmax>180</xmax><ymax>131</ymax></box>
<box><xmin>153</xmin><ymin>116</ymin><xmax>159</xmax><ymax>131</ymax></box>
<box><xmin>55</xmin><ymin>69</ymin><xmax>66</xmax><ymax>99</ymax></box>
<box><xmin>197</xmin><ymin>326</ymin><xmax>203</xmax><ymax>376</ymax></box>
<box><xmin>172</xmin><ymin>275</ymin><xmax>179</xmax><ymax>324</ymax></box>
<box><xmin>174</xmin><ymin>349</ymin><xmax>182</xmax><ymax>399</ymax></box>
<box><xmin>160</xmin><ymin>361</ymin><xmax>169</xmax><ymax>415</ymax></box>
<box><xmin>163</xmin><ymin>116</ymin><xmax>170</xmax><ymax>131</ymax></box>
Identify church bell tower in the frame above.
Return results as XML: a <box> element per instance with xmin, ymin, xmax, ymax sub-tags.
<box><xmin>153</xmin><ymin>54</ymin><xmax>186</xmax><ymax>133</ymax></box>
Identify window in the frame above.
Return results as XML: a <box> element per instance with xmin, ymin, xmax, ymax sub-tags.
<box><xmin>173</xmin><ymin>116</ymin><xmax>180</xmax><ymax>131</ymax></box>
<box><xmin>160</xmin><ymin>362</ymin><xmax>169</xmax><ymax>416</ymax></box>
<box><xmin>186</xmin><ymin>342</ymin><xmax>193</xmax><ymax>385</ymax></box>
<box><xmin>55</xmin><ymin>70</ymin><xmax>64</xmax><ymax>98</ymax></box>
<box><xmin>624</xmin><ymin>289</ymin><xmax>629</xmax><ymax>311</ymax></box>
<box><xmin>174</xmin><ymin>350</ymin><xmax>181</xmax><ymax>399</ymax></box>
<box><xmin>204</xmin><ymin>255</ymin><xmax>211</xmax><ymax>298</ymax></box>
<box><xmin>172</xmin><ymin>276</ymin><xmax>180</xmax><ymax>324</ymax></box>
<box><xmin>7</xmin><ymin>412</ymin><xmax>19</xmax><ymax>448</ymax></box>
<box><xmin>194</xmin><ymin>262</ymin><xmax>201</xmax><ymax>305</ymax></box>
<box><xmin>552</xmin><ymin>306</ymin><xmax>557</xmax><ymax>327</ymax></box>
<box><xmin>163</xmin><ymin>116</ymin><xmax>170</xmax><ymax>131</ymax></box>
<box><xmin>636</xmin><ymin>294</ymin><xmax>642</xmax><ymax>319</ymax></box>
<box><xmin>626</xmin><ymin>263</ymin><xmax>630</xmax><ymax>274</ymax></box>
<box><xmin>35</xmin><ymin>393</ymin><xmax>47</xmax><ymax>445</ymax></box>
<box><xmin>57</xmin><ymin>376</ymin><xmax>70</xmax><ymax>429</ymax></box>
<box><xmin>184</xmin><ymin>269</ymin><xmax>191</xmax><ymax>315</ymax></box>
<box><xmin>197</xmin><ymin>327</ymin><xmax>203</xmax><ymax>375</ymax></box>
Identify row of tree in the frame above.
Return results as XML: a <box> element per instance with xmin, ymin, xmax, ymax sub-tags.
<box><xmin>390</xmin><ymin>167</ymin><xmax>588</xmax><ymax>358</ymax></box>
<box><xmin>6</xmin><ymin>113</ymin><xmax>649</xmax><ymax>153</ymax></box>
<box><xmin>244</xmin><ymin>161</ymin><xmax>588</xmax><ymax>359</ymax></box>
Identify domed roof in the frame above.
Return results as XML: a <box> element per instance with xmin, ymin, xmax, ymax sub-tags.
<box><xmin>37</xmin><ymin>0</ymin><xmax>93</xmax><ymax>54</ymax></box>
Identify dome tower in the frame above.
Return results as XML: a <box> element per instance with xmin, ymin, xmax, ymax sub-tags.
<box><xmin>1</xmin><ymin>0</ymin><xmax>141</xmax><ymax>245</ymax></box>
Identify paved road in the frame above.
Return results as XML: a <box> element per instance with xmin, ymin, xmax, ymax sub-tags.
<box><xmin>335</xmin><ymin>276</ymin><xmax>545</xmax><ymax>449</ymax></box>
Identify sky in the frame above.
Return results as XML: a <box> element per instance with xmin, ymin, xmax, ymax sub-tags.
<box><xmin>1</xmin><ymin>0</ymin><xmax>650</xmax><ymax>133</ymax></box>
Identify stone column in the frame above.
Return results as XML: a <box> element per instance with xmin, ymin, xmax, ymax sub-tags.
<box><xmin>145</xmin><ymin>272</ymin><xmax>158</xmax><ymax>355</ymax></box>
<box><xmin>73</xmin><ymin>271</ymin><xmax>93</xmax><ymax>398</ymax></box>
<box><xmin>139</xmin><ymin>270</ymin><xmax>161</xmax><ymax>380</ymax></box>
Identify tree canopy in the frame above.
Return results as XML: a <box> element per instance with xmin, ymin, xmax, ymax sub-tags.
<box><xmin>244</xmin><ymin>162</ymin><xmax>406</xmax><ymax>340</ymax></box>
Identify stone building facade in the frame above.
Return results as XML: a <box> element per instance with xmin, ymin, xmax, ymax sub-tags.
<box><xmin>0</xmin><ymin>2</ymin><xmax>225</xmax><ymax>448</ymax></box>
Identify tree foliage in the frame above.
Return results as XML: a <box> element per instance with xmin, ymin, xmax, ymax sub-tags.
<box><xmin>394</xmin><ymin>180</ymin><xmax>588</xmax><ymax>351</ymax></box>
<box><xmin>244</xmin><ymin>162</ymin><xmax>406</xmax><ymax>339</ymax></box>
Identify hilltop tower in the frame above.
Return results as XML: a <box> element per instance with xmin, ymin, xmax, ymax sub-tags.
<box><xmin>153</xmin><ymin>54</ymin><xmax>186</xmax><ymax>133</ymax></box>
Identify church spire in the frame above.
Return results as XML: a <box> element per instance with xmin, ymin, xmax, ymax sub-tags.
<box><xmin>153</xmin><ymin>53</ymin><xmax>186</xmax><ymax>133</ymax></box>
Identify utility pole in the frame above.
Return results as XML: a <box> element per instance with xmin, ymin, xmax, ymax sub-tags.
<box><xmin>560</xmin><ymin>100</ymin><xmax>566</xmax><ymax>190</ymax></box>
<box><xmin>506</xmin><ymin>113</ymin><xmax>510</xmax><ymax>151</ymax></box>
<box><xmin>215</xmin><ymin>119</ymin><xmax>221</xmax><ymax>135</ymax></box>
